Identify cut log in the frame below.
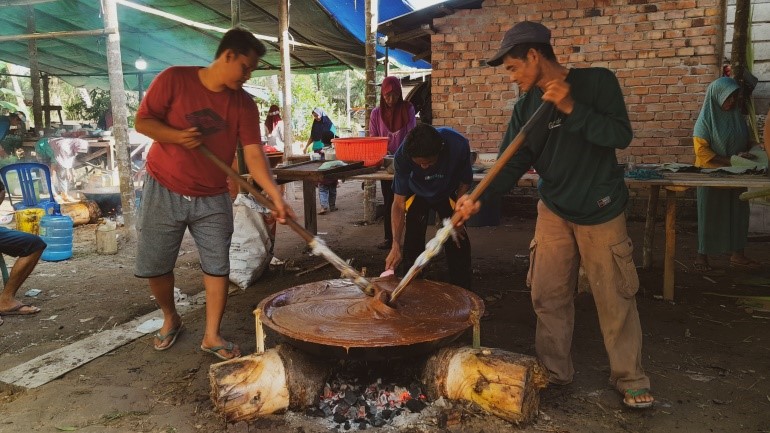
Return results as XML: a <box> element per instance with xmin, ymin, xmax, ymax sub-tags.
<box><xmin>61</xmin><ymin>200</ymin><xmax>101</xmax><ymax>225</ymax></box>
<box><xmin>208</xmin><ymin>344</ymin><xmax>331</xmax><ymax>423</ymax></box>
<box><xmin>420</xmin><ymin>346</ymin><xmax>549</xmax><ymax>424</ymax></box>
<box><xmin>209</xmin><ymin>345</ymin><xmax>548</xmax><ymax>425</ymax></box>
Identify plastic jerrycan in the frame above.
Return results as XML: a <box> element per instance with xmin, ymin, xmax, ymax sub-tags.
<box><xmin>39</xmin><ymin>208</ymin><xmax>74</xmax><ymax>262</ymax></box>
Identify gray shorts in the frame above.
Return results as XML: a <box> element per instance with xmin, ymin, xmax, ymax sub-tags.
<box><xmin>134</xmin><ymin>175</ymin><xmax>233</xmax><ymax>278</ymax></box>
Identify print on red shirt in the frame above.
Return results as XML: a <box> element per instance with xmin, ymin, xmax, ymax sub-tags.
<box><xmin>185</xmin><ymin>108</ymin><xmax>227</xmax><ymax>136</ymax></box>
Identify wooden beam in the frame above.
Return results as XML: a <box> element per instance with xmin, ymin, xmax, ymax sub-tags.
<box><xmin>26</xmin><ymin>6</ymin><xmax>42</xmax><ymax>135</ymax></box>
<box><xmin>0</xmin><ymin>0</ymin><xmax>56</xmax><ymax>5</ymax></box>
<box><xmin>386</xmin><ymin>24</ymin><xmax>434</xmax><ymax>44</ymax></box>
<box><xmin>0</xmin><ymin>28</ymin><xmax>116</xmax><ymax>42</ymax></box>
<box><xmin>412</xmin><ymin>49</ymin><xmax>431</xmax><ymax>62</ymax></box>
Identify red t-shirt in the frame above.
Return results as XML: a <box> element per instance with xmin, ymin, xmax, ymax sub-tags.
<box><xmin>137</xmin><ymin>66</ymin><xmax>261</xmax><ymax>196</ymax></box>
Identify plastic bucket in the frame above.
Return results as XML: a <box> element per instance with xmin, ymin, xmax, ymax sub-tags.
<box><xmin>15</xmin><ymin>208</ymin><xmax>45</xmax><ymax>235</ymax></box>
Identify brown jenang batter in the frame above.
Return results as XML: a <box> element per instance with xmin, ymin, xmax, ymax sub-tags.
<box><xmin>259</xmin><ymin>277</ymin><xmax>483</xmax><ymax>349</ymax></box>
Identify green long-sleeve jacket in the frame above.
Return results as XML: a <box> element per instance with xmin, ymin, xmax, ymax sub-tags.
<box><xmin>484</xmin><ymin>67</ymin><xmax>633</xmax><ymax>225</ymax></box>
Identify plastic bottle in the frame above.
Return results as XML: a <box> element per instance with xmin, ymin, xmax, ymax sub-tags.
<box><xmin>39</xmin><ymin>212</ymin><xmax>74</xmax><ymax>261</ymax></box>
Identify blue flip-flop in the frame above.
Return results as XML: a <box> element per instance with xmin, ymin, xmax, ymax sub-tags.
<box><xmin>153</xmin><ymin>323</ymin><xmax>183</xmax><ymax>351</ymax></box>
<box><xmin>200</xmin><ymin>341</ymin><xmax>240</xmax><ymax>361</ymax></box>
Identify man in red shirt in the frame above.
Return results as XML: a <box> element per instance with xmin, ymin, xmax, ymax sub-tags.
<box><xmin>135</xmin><ymin>28</ymin><xmax>293</xmax><ymax>361</ymax></box>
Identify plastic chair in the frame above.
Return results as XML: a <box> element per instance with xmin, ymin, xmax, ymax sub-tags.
<box><xmin>0</xmin><ymin>162</ymin><xmax>59</xmax><ymax>214</ymax></box>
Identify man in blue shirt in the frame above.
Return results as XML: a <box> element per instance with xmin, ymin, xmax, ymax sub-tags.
<box><xmin>385</xmin><ymin>124</ymin><xmax>473</xmax><ymax>290</ymax></box>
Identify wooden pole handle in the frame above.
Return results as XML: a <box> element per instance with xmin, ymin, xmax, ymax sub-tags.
<box><xmin>450</xmin><ymin>102</ymin><xmax>553</xmax><ymax>226</ymax></box>
<box><xmin>197</xmin><ymin>145</ymin><xmax>314</xmax><ymax>243</ymax></box>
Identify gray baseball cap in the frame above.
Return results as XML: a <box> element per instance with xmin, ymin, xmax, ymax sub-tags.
<box><xmin>487</xmin><ymin>21</ymin><xmax>551</xmax><ymax>67</ymax></box>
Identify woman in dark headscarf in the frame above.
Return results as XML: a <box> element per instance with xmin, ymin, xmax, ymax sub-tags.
<box><xmin>692</xmin><ymin>76</ymin><xmax>760</xmax><ymax>272</ymax></box>
<box><xmin>369</xmin><ymin>76</ymin><xmax>416</xmax><ymax>250</ymax></box>
<box><xmin>304</xmin><ymin>108</ymin><xmax>335</xmax><ymax>153</ymax></box>
<box><xmin>264</xmin><ymin>104</ymin><xmax>284</xmax><ymax>151</ymax></box>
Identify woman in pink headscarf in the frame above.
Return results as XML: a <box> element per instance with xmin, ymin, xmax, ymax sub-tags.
<box><xmin>369</xmin><ymin>76</ymin><xmax>416</xmax><ymax>250</ymax></box>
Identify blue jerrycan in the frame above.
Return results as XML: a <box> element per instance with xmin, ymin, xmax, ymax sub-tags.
<box><xmin>39</xmin><ymin>210</ymin><xmax>74</xmax><ymax>262</ymax></box>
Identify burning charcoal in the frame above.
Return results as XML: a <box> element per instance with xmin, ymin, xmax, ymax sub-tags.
<box><xmin>371</xmin><ymin>417</ymin><xmax>386</xmax><ymax>428</ymax></box>
<box><xmin>333</xmin><ymin>413</ymin><xmax>348</xmax><ymax>424</ymax></box>
<box><xmin>321</xmin><ymin>403</ymin><xmax>333</xmax><ymax>417</ymax></box>
<box><xmin>408</xmin><ymin>383</ymin><xmax>422</xmax><ymax>400</ymax></box>
<box><xmin>343</xmin><ymin>391</ymin><xmax>358</xmax><ymax>406</ymax></box>
<box><xmin>404</xmin><ymin>398</ymin><xmax>426</xmax><ymax>413</ymax></box>
<box><xmin>323</xmin><ymin>383</ymin><xmax>334</xmax><ymax>399</ymax></box>
<box><xmin>346</xmin><ymin>405</ymin><xmax>359</xmax><ymax>420</ymax></box>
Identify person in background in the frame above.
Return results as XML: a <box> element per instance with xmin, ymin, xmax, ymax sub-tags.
<box><xmin>0</xmin><ymin>112</ymin><xmax>24</xmax><ymax>158</ymax></box>
<box><xmin>454</xmin><ymin>20</ymin><xmax>654</xmax><ymax>409</ymax></box>
<box><xmin>304</xmin><ymin>108</ymin><xmax>335</xmax><ymax>154</ymax></box>
<box><xmin>693</xmin><ymin>77</ymin><xmax>760</xmax><ymax>272</ymax></box>
<box><xmin>370</xmin><ymin>76</ymin><xmax>417</xmax><ymax>250</ymax></box>
<box><xmin>385</xmin><ymin>124</ymin><xmax>472</xmax><ymax>290</ymax></box>
<box><xmin>0</xmin><ymin>181</ymin><xmax>45</xmax><ymax>326</ymax></box>
<box><xmin>316</xmin><ymin>130</ymin><xmax>338</xmax><ymax>215</ymax></box>
<box><xmin>134</xmin><ymin>28</ymin><xmax>294</xmax><ymax>361</ymax></box>
<box><xmin>264</xmin><ymin>104</ymin><xmax>285</xmax><ymax>152</ymax></box>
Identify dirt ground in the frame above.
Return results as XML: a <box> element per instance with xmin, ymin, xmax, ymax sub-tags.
<box><xmin>0</xmin><ymin>180</ymin><xmax>769</xmax><ymax>433</ymax></box>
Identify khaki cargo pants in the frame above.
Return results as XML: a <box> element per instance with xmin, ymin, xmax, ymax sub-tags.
<box><xmin>528</xmin><ymin>200</ymin><xmax>650</xmax><ymax>392</ymax></box>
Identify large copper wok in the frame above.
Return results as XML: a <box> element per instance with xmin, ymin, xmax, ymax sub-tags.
<box><xmin>257</xmin><ymin>277</ymin><xmax>484</xmax><ymax>360</ymax></box>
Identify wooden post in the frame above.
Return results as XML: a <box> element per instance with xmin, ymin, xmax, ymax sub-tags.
<box><xmin>345</xmin><ymin>70</ymin><xmax>351</xmax><ymax>127</ymax></box>
<box><xmin>363</xmin><ymin>179</ymin><xmax>377</xmax><ymax>224</ymax></box>
<box><xmin>642</xmin><ymin>185</ymin><xmax>660</xmax><ymax>269</ymax></box>
<box><xmin>663</xmin><ymin>188</ymin><xmax>677</xmax><ymax>301</ymax></box>
<box><xmin>254</xmin><ymin>308</ymin><xmax>264</xmax><ymax>354</ymax></box>
<box><xmin>730</xmin><ymin>0</ymin><xmax>750</xmax><ymax>109</ymax></box>
<box><xmin>41</xmin><ymin>73</ymin><xmax>50</xmax><ymax>130</ymax></box>
<box><xmin>102</xmin><ymin>0</ymin><xmax>136</xmax><ymax>236</ymax></box>
<box><xmin>26</xmin><ymin>6</ymin><xmax>42</xmax><ymax>135</ymax></box>
<box><xmin>364</xmin><ymin>0</ymin><xmax>378</xmax><ymax>132</ymax></box>
<box><xmin>303</xmin><ymin>180</ymin><xmax>317</xmax><ymax>234</ymax></box>
<box><xmin>279</xmin><ymin>0</ymin><xmax>294</xmax><ymax>159</ymax></box>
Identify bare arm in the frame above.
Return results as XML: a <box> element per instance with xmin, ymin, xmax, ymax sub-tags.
<box><xmin>134</xmin><ymin>117</ymin><xmax>202</xmax><ymax>149</ymax></box>
<box><xmin>385</xmin><ymin>194</ymin><xmax>407</xmax><ymax>270</ymax></box>
<box><xmin>242</xmin><ymin>144</ymin><xmax>295</xmax><ymax>223</ymax></box>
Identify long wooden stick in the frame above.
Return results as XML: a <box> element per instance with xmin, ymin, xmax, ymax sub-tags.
<box><xmin>389</xmin><ymin>103</ymin><xmax>554</xmax><ymax>303</ymax></box>
<box><xmin>198</xmin><ymin>146</ymin><xmax>377</xmax><ymax>296</ymax></box>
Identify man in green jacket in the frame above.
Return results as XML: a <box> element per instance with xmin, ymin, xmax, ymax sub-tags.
<box><xmin>455</xmin><ymin>20</ymin><xmax>654</xmax><ymax>409</ymax></box>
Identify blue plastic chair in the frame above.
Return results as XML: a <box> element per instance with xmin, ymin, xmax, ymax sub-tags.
<box><xmin>0</xmin><ymin>162</ymin><xmax>59</xmax><ymax>214</ymax></box>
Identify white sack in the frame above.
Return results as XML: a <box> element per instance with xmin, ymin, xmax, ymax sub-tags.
<box><xmin>229</xmin><ymin>194</ymin><xmax>274</xmax><ymax>289</ymax></box>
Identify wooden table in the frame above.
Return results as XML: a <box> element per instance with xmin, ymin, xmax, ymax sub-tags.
<box><xmin>272</xmin><ymin>161</ymin><xmax>378</xmax><ymax>235</ymax></box>
<box><xmin>351</xmin><ymin>170</ymin><xmax>770</xmax><ymax>300</ymax></box>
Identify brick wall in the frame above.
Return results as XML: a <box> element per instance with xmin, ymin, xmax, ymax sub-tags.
<box><xmin>430</xmin><ymin>0</ymin><xmax>723</xmax><ymax>164</ymax></box>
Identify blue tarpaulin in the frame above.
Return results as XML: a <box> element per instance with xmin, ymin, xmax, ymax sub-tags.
<box><xmin>318</xmin><ymin>0</ymin><xmax>431</xmax><ymax>69</ymax></box>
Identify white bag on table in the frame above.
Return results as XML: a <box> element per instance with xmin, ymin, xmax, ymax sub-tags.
<box><xmin>229</xmin><ymin>194</ymin><xmax>275</xmax><ymax>289</ymax></box>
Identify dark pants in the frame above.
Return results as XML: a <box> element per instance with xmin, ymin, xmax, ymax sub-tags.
<box><xmin>381</xmin><ymin>180</ymin><xmax>393</xmax><ymax>242</ymax></box>
<box><xmin>401</xmin><ymin>195</ymin><xmax>472</xmax><ymax>291</ymax></box>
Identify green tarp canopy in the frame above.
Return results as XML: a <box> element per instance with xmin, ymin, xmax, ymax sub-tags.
<box><xmin>0</xmin><ymin>0</ymin><xmax>368</xmax><ymax>91</ymax></box>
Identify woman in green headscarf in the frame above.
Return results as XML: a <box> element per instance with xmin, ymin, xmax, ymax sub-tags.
<box><xmin>692</xmin><ymin>76</ymin><xmax>760</xmax><ymax>271</ymax></box>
